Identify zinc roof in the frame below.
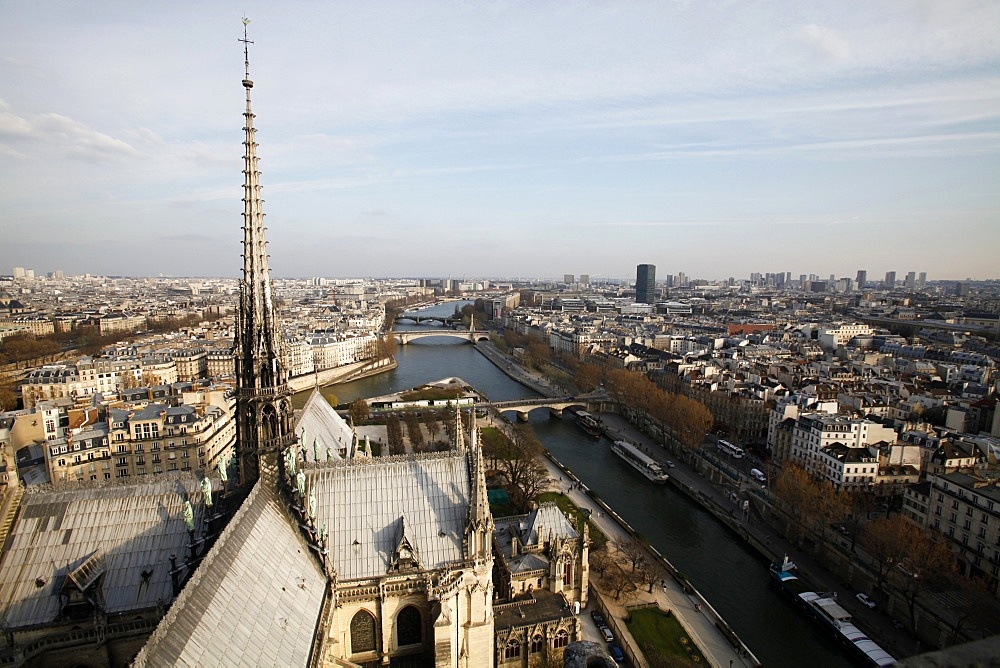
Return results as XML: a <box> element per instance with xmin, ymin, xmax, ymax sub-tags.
<box><xmin>296</xmin><ymin>389</ymin><xmax>353</xmax><ymax>461</ymax></box>
<box><xmin>135</xmin><ymin>483</ymin><xmax>325</xmax><ymax>668</ymax></box>
<box><xmin>308</xmin><ymin>451</ymin><xmax>471</xmax><ymax>580</ymax></box>
<box><xmin>0</xmin><ymin>476</ymin><xmax>204</xmax><ymax>629</ymax></box>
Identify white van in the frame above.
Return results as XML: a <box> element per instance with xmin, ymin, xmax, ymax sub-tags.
<box><xmin>751</xmin><ymin>468</ymin><xmax>767</xmax><ymax>483</ymax></box>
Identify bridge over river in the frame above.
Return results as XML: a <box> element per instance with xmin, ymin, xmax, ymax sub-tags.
<box><xmin>488</xmin><ymin>390</ymin><xmax>613</xmax><ymax>421</ymax></box>
<box><xmin>392</xmin><ymin>329</ymin><xmax>491</xmax><ymax>345</ymax></box>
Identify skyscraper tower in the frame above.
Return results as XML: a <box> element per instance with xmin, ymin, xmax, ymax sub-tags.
<box><xmin>636</xmin><ymin>263</ymin><xmax>656</xmax><ymax>304</ymax></box>
<box><xmin>232</xmin><ymin>20</ymin><xmax>296</xmax><ymax>486</ymax></box>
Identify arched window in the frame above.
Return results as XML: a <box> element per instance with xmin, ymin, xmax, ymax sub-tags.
<box><xmin>530</xmin><ymin>635</ymin><xmax>544</xmax><ymax>654</ymax></box>
<box><xmin>350</xmin><ymin>610</ymin><xmax>377</xmax><ymax>654</ymax></box>
<box><xmin>505</xmin><ymin>639</ymin><xmax>521</xmax><ymax>660</ymax></box>
<box><xmin>396</xmin><ymin>605</ymin><xmax>421</xmax><ymax>646</ymax></box>
<box><xmin>554</xmin><ymin>630</ymin><xmax>569</xmax><ymax>649</ymax></box>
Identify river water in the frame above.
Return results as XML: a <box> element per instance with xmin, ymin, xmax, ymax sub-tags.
<box><xmin>326</xmin><ymin>301</ymin><xmax>850</xmax><ymax>667</ymax></box>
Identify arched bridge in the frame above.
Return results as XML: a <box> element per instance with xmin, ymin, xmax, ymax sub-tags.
<box><xmin>394</xmin><ymin>314</ymin><xmax>464</xmax><ymax>325</ymax></box>
<box><xmin>392</xmin><ymin>329</ymin><xmax>491</xmax><ymax>345</ymax></box>
<box><xmin>488</xmin><ymin>391</ymin><xmax>612</xmax><ymax>422</ymax></box>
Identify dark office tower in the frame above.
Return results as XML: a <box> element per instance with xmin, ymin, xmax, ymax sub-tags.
<box><xmin>905</xmin><ymin>271</ymin><xmax>916</xmax><ymax>289</ymax></box>
<box><xmin>636</xmin><ymin>264</ymin><xmax>656</xmax><ymax>304</ymax></box>
<box><xmin>856</xmin><ymin>270</ymin><xmax>867</xmax><ymax>289</ymax></box>
<box><xmin>918</xmin><ymin>272</ymin><xmax>927</xmax><ymax>288</ymax></box>
<box><xmin>884</xmin><ymin>271</ymin><xmax>896</xmax><ymax>289</ymax></box>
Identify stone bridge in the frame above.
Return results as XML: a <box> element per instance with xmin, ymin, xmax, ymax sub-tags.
<box><xmin>394</xmin><ymin>314</ymin><xmax>463</xmax><ymax>325</ymax></box>
<box><xmin>488</xmin><ymin>391</ymin><xmax>612</xmax><ymax>422</ymax></box>
<box><xmin>392</xmin><ymin>329</ymin><xmax>491</xmax><ymax>345</ymax></box>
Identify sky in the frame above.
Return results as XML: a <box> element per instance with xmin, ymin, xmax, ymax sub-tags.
<box><xmin>1</xmin><ymin>1</ymin><xmax>998</xmax><ymax>282</ymax></box>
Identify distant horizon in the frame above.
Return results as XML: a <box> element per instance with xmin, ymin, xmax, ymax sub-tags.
<box><xmin>6</xmin><ymin>269</ymin><xmax>998</xmax><ymax>285</ymax></box>
<box><xmin>2</xmin><ymin>3</ymin><xmax>998</xmax><ymax>279</ymax></box>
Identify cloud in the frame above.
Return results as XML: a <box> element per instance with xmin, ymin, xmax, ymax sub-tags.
<box><xmin>0</xmin><ymin>102</ymin><xmax>137</xmax><ymax>163</ymax></box>
<box><xmin>794</xmin><ymin>24</ymin><xmax>852</xmax><ymax>62</ymax></box>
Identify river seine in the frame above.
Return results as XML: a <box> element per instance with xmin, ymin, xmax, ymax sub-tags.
<box><xmin>327</xmin><ymin>301</ymin><xmax>850</xmax><ymax>667</ymax></box>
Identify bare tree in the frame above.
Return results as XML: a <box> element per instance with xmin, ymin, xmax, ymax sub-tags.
<box><xmin>604</xmin><ymin>563</ymin><xmax>638</xmax><ymax>602</ymax></box>
<box><xmin>616</xmin><ymin>536</ymin><xmax>648</xmax><ymax>573</ymax></box>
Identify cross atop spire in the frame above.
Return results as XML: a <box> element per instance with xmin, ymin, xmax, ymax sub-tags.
<box><xmin>239</xmin><ymin>17</ymin><xmax>254</xmax><ymax>86</ymax></box>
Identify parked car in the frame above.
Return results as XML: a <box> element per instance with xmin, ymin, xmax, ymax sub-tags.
<box><xmin>664</xmin><ymin>459</ymin><xmax>676</xmax><ymax>468</ymax></box>
<box><xmin>599</xmin><ymin>625</ymin><xmax>614</xmax><ymax>642</ymax></box>
<box><xmin>856</xmin><ymin>592</ymin><xmax>876</xmax><ymax>609</ymax></box>
<box><xmin>607</xmin><ymin>642</ymin><xmax>625</xmax><ymax>664</ymax></box>
<box><xmin>590</xmin><ymin>610</ymin><xmax>605</xmax><ymax>626</ymax></box>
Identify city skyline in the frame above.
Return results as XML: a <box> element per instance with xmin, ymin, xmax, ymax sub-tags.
<box><xmin>2</xmin><ymin>2</ymin><xmax>999</xmax><ymax>280</ymax></box>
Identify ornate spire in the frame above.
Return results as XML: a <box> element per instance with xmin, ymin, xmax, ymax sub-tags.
<box><xmin>466</xmin><ymin>411</ymin><xmax>493</xmax><ymax>562</ymax></box>
<box><xmin>232</xmin><ymin>19</ymin><xmax>295</xmax><ymax>487</ymax></box>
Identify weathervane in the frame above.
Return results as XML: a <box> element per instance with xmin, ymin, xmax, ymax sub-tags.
<box><xmin>239</xmin><ymin>17</ymin><xmax>254</xmax><ymax>83</ymax></box>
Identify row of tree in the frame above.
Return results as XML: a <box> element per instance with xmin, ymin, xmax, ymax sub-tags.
<box><xmin>602</xmin><ymin>368</ymin><xmax>714</xmax><ymax>454</ymax></box>
<box><xmin>772</xmin><ymin>463</ymin><xmax>994</xmax><ymax>639</ymax></box>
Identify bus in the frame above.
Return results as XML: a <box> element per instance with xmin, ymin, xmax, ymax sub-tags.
<box><xmin>717</xmin><ymin>440</ymin><xmax>744</xmax><ymax>458</ymax></box>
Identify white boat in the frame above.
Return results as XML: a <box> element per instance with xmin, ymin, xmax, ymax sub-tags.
<box><xmin>611</xmin><ymin>440</ymin><xmax>669</xmax><ymax>483</ymax></box>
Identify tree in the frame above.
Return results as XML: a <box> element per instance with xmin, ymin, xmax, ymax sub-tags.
<box><xmin>0</xmin><ymin>385</ymin><xmax>18</xmax><ymax>412</ymax></box>
<box><xmin>425</xmin><ymin>411</ymin><xmax>441</xmax><ymax>443</ymax></box>
<box><xmin>636</xmin><ymin>558</ymin><xmax>666</xmax><ymax>594</ymax></box>
<box><xmin>488</xmin><ymin>424</ymin><xmax>548</xmax><ymax>513</ymax></box>
<box><xmin>859</xmin><ymin>515</ymin><xmax>913</xmax><ymax>595</ymax></box>
<box><xmin>588</xmin><ymin>546</ymin><xmax>616</xmax><ymax>576</ymax></box>
<box><xmin>603</xmin><ymin>563</ymin><xmax>638</xmax><ymax>602</ymax></box>
<box><xmin>385</xmin><ymin>414</ymin><xmax>404</xmax><ymax>455</ymax></box>
<box><xmin>349</xmin><ymin>398</ymin><xmax>371</xmax><ymax>424</ymax></box>
<box><xmin>616</xmin><ymin>535</ymin><xmax>648</xmax><ymax>573</ymax></box>
<box><xmin>943</xmin><ymin>574</ymin><xmax>994</xmax><ymax>645</ymax></box>
<box><xmin>892</xmin><ymin>525</ymin><xmax>956</xmax><ymax>633</ymax></box>
<box><xmin>404</xmin><ymin>412</ymin><xmax>425</xmax><ymax>451</ymax></box>
<box><xmin>573</xmin><ymin>363</ymin><xmax>603</xmax><ymax>393</ymax></box>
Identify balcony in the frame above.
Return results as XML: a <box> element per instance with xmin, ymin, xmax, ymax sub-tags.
<box><xmin>237</xmin><ymin>385</ymin><xmax>291</xmax><ymax>399</ymax></box>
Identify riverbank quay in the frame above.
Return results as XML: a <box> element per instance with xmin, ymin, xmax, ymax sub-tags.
<box><xmin>288</xmin><ymin>355</ymin><xmax>397</xmax><ymax>394</ymax></box>
<box><xmin>541</xmin><ymin>449</ymin><xmax>760</xmax><ymax>668</ymax></box>
<box><xmin>596</xmin><ymin>413</ymin><xmax>927</xmax><ymax>661</ymax></box>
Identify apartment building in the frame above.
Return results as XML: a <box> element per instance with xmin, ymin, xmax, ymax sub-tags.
<box><xmin>925</xmin><ymin>472</ymin><xmax>1000</xmax><ymax>591</ymax></box>
<box><xmin>46</xmin><ymin>400</ymin><xmax>235</xmax><ymax>483</ymax></box>
<box><xmin>789</xmin><ymin>413</ymin><xmax>897</xmax><ymax>488</ymax></box>
<box><xmin>173</xmin><ymin>347</ymin><xmax>208</xmax><ymax>381</ymax></box>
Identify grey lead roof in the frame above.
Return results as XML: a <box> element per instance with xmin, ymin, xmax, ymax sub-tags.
<box><xmin>0</xmin><ymin>476</ymin><xmax>204</xmax><ymax>629</ymax></box>
<box><xmin>308</xmin><ymin>451</ymin><xmax>472</xmax><ymax>580</ymax></box>
<box><xmin>295</xmin><ymin>389</ymin><xmax>354</xmax><ymax>461</ymax></box>
<box><xmin>135</xmin><ymin>483</ymin><xmax>326</xmax><ymax>668</ymax></box>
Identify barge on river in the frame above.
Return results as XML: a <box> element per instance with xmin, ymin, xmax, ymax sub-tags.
<box><xmin>610</xmin><ymin>440</ymin><xmax>669</xmax><ymax>484</ymax></box>
<box><xmin>769</xmin><ymin>557</ymin><xmax>894</xmax><ymax>667</ymax></box>
<box><xmin>575</xmin><ymin>411</ymin><xmax>603</xmax><ymax>439</ymax></box>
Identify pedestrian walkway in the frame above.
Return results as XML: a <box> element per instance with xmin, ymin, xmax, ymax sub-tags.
<box><xmin>540</xmin><ymin>457</ymin><xmax>755</xmax><ymax>668</ymax></box>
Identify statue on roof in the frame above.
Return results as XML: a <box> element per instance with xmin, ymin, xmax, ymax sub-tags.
<box><xmin>182</xmin><ymin>500</ymin><xmax>195</xmax><ymax>532</ymax></box>
<box><xmin>217</xmin><ymin>457</ymin><xmax>228</xmax><ymax>485</ymax></box>
<box><xmin>313</xmin><ymin>437</ymin><xmax>320</xmax><ymax>462</ymax></box>
<box><xmin>201</xmin><ymin>477</ymin><xmax>213</xmax><ymax>508</ymax></box>
<box><xmin>296</xmin><ymin>469</ymin><xmax>306</xmax><ymax>498</ymax></box>
<box><xmin>308</xmin><ymin>487</ymin><xmax>317</xmax><ymax>520</ymax></box>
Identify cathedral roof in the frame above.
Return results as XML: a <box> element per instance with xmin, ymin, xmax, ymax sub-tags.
<box><xmin>519</xmin><ymin>502</ymin><xmax>578</xmax><ymax>546</ymax></box>
<box><xmin>0</xmin><ymin>475</ymin><xmax>205</xmax><ymax>629</ymax></box>
<box><xmin>296</xmin><ymin>389</ymin><xmax>354</xmax><ymax>461</ymax></box>
<box><xmin>307</xmin><ymin>451</ymin><xmax>472</xmax><ymax>580</ymax></box>
<box><xmin>135</xmin><ymin>483</ymin><xmax>325</xmax><ymax>667</ymax></box>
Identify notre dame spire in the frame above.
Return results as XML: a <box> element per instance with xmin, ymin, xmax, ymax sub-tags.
<box><xmin>233</xmin><ymin>18</ymin><xmax>295</xmax><ymax>486</ymax></box>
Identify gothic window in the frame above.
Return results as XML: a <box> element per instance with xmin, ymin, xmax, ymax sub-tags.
<box><xmin>563</xmin><ymin>561</ymin><xmax>572</xmax><ymax>586</ymax></box>
<box><xmin>396</xmin><ymin>605</ymin><xmax>421</xmax><ymax>646</ymax></box>
<box><xmin>505</xmin><ymin>639</ymin><xmax>521</xmax><ymax>659</ymax></box>
<box><xmin>530</xmin><ymin>635</ymin><xmax>544</xmax><ymax>654</ymax></box>
<box><xmin>554</xmin><ymin>630</ymin><xmax>569</xmax><ymax>649</ymax></box>
<box><xmin>350</xmin><ymin>610</ymin><xmax>377</xmax><ymax>654</ymax></box>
